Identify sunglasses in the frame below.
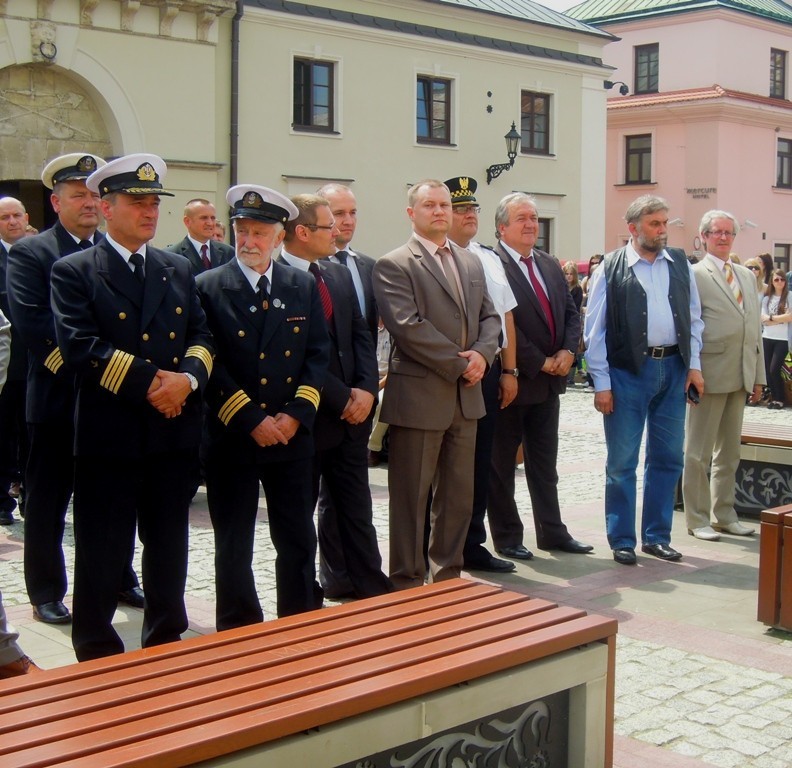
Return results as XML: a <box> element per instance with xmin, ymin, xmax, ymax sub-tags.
<box><xmin>748</xmin><ymin>265</ymin><xmax>761</xmax><ymax>271</ymax></box>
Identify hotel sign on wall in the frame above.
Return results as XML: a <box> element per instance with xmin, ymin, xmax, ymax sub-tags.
<box><xmin>686</xmin><ymin>187</ymin><xmax>717</xmax><ymax>199</ymax></box>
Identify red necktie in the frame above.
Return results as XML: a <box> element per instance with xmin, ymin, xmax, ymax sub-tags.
<box><xmin>521</xmin><ymin>255</ymin><xmax>555</xmax><ymax>344</ymax></box>
<box><xmin>308</xmin><ymin>262</ymin><xmax>334</xmax><ymax>323</ymax></box>
<box><xmin>200</xmin><ymin>243</ymin><xmax>211</xmax><ymax>270</ymax></box>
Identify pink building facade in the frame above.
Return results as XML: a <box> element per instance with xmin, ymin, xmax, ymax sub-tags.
<box><xmin>568</xmin><ymin>0</ymin><xmax>792</xmax><ymax>267</ymax></box>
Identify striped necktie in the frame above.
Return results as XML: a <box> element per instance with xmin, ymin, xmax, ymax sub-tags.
<box><xmin>724</xmin><ymin>262</ymin><xmax>742</xmax><ymax>307</ymax></box>
<box><xmin>308</xmin><ymin>262</ymin><xmax>334</xmax><ymax>323</ymax></box>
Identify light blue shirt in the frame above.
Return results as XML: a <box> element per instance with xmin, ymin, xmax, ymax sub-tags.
<box><xmin>584</xmin><ymin>242</ymin><xmax>703</xmax><ymax>391</ymax></box>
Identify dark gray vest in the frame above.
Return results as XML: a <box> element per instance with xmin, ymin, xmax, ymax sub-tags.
<box><xmin>603</xmin><ymin>246</ymin><xmax>691</xmax><ymax>374</ymax></box>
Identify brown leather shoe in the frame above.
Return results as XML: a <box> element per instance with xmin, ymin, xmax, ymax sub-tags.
<box><xmin>367</xmin><ymin>450</ymin><xmax>381</xmax><ymax>467</ymax></box>
<box><xmin>0</xmin><ymin>655</ymin><xmax>41</xmax><ymax>679</ymax></box>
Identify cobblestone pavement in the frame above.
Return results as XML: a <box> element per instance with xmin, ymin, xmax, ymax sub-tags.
<box><xmin>2</xmin><ymin>387</ymin><xmax>791</xmax><ymax>767</ymax></box>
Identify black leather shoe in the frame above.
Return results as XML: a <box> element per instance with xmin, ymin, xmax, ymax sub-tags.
<box><xmin>118</xmin><ymin>587</ymin><xmax>145</xmax><ymax>608</ymax></box>
<box><xmin>541</xmin><ymin>538</ymin><xmax>594</xmax><ymax>554</ymax></box>
<box><xmin>496</xmin><ymin>545</ymin><xmax>534</xmax><ymax>561</ymax></box>
<box><xmin>612</xmin><ymin>548</ymin><xmax>637</xmax><ymax>565</ymax></box>
<box><xmin>33</xmin><ymin>601</ymin><xmax>71</xmax><ymax>624</ymax></box>
<box><xmin>641</xmin><ymin>543</ymin><xmax>682</xmax><ymax>561</ymax></box>
<box><xmin>0</xmin><ymin>509</ymin><xmax>15</xmax><ymax>525</ymax></box>
<box><xmin>465</xmin><ymin>555</ymin><xmax>517</xmax><ymax>573</ymax></box>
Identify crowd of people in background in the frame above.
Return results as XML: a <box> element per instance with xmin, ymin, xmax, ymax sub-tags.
<box><xmin>1</xmin><ymin>152</ymin><xmax>788</xmax><ymax>677</ymax></box>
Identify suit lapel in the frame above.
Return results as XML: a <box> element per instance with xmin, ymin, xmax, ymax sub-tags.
<box><xmin>220</xmin><ymin>261</ymin><xmax>264</xmax><ymax>333</ymax></box>
<box><xmin>140</xmin><ymin>249</ymin><xmax>176</xmax><ymax>330</ymax></box>
<box><xmin>705</xmin><ymin>258</ymin><xmax>742</xmax><ymax>311</ymax></box>
<box><xmin>100</xmin><ymin>242</ymin><xmax>143</xmax><ymax>308</ymax></box>
<box><xmin>496</xmin><ymin>242</ymin><xmax>546</xmax><ymax>322</ymax></box>
<box><xmin>260</xmin><ymin>262</ymin><xmax>293</xmax><ymax>349</ymax></box>
<box><xmin>319</xmin><ymin>261</ymin><xmax>343</xmax><ymax>338</ymax></box>
<box><xmin>410</xmin><ymin>236</ymin><xmax>460</xmax><ymax>307</ymax></box>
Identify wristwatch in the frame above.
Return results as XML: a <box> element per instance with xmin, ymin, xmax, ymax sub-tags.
<box><xmin>183</xmin><ymin>372</ymin><xmax>198</xmax><ymax>392</ymax></box>
<box><xmin>501</xmin><ymin>367</ymin><xmax>519</xmax><ymax>377</ymax></box>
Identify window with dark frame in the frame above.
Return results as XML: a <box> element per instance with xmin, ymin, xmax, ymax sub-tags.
<box><xmin>625</xmin><ymin>134</ymin><xmax>652</xmax><ymax>184</ymax></box>
<box><xmin>537</xmin><ymin>218</ymin><xmax>551</xmax><ymax>254</ymax></box>
<box><xmin>771</xmin><ymin>49</ymin><xmax>787</xmax><ymax>99</ymax></box>
<box><xmin>293</xmin><ymin>58</ymin><xmax>334</xmax><ymax>132</ymax></box>
<box><xmin>520</xmin><ymin>91</ymin><xmax>551</xmax><ymax>155</ymax></box>
<box><xmin>778</xmin><ymin>138</ymin><xmax>792</xmax><ymax>189</ymax></box>
<box><xmin>416</xmin><ymin>76</ymin><xmax>451</xmax><ymax>144</ymax></box>
<box><xmin>634</xmin><ymin>44</ymin><xmax>659</xmax><ymax>94</ymax></box>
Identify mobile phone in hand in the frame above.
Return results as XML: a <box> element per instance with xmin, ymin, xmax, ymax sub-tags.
<box><xmin>687</xmin><ymin>384</ymin><xmax>700</xmax><ymax>404</ymax></box>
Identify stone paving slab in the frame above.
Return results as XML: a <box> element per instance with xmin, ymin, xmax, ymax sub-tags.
<box><xmin>2</xmin><ymin>386</ymin><xmax>792</xmax><ymax>767</ymax></box>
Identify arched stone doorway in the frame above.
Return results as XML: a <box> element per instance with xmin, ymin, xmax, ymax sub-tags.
<box><xmin>0</xmin><ymin>63</ymin><xmax>113</xmax><ymax>230</ymax></box>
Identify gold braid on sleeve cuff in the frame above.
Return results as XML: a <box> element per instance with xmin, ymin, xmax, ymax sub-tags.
<box><xmin>295</xmin><ymin>385</ymin><xmax>320</xmax><ymax>411</ymax></box>
<box><xmin>44</xmin><ymin>347</ymin><xmax>64</xmax><ymax>375</ymax></box>
<box><xmin>99</xmin><ymin>350</ymin><xmax>135</xmax><ymax>394</ymax></box>
<box><xmin>218</xmin><ymin>390</ymin><xmax>252</xmax><ymax>426</ymax></box>
<box><xmin>184</xmin><ymin>345</ymin><xmax>213</xmax><ymax>377</ymax></box>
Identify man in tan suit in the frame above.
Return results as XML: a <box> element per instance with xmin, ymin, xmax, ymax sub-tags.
<box><xmin>372</xmin><ymin>179</ymin><xmax>500</xmax><ymax>588</ymax></box>
<box><xmin>683</xmin><ymin>210</ymin><xmax>764</xmax><ymax>541</ymax></box>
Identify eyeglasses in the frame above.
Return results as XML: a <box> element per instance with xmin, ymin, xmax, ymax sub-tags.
<box><xmin>747</xmin><ymin>265</ymin><xmax>761</xmax><ymax>271</ymax></box>
<box><xmin>705</xmin><ymin>230</ymin><xmax>736</xmax><ymax>239</ymax></box>
<box><xmin>773</xmin><ymin>277</ymin><xmax>786</xmax><ymax>283</ymax></box>
<box><xmin>302</xmin><ymin>224</ymin><xmax>335</xmax><ymax>231</ymax></box>
<box><xmin>453</xmin><ymin>205</ymin><xmax>481</xmax><ymax>215</ymax></box>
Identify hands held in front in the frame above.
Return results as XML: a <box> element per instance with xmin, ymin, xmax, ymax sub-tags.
<box><xmin>250</xmin><ymin>413</ymin><xmax>300</xmax><ymax>447</ymax></box>
<box><xmin>147</xmin><ymin>370</ymin><xmax>191</xmax><ymax>418</ymax></box>
<box><xmin>541</xmin><ymin>349</ymin><xmax>575</xmax><ymax>377</ymax></box>
<box><xmin>459</xmin><ymin>349</ymin><xmax>487</xmax><ymax>387</ymax></box>
<box><xmin>342</xmin><ymin>388</ymin><xmax>375</xmax><ymax>424</ymax></box>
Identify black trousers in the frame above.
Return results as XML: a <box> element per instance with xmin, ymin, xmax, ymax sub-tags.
<box><xmin>206</xmin><ymin>454</ymin><xmax>322</xmax><ymax>629</ymax></box>
<box><xmin>24</xmin><ymin>421</ymin><xmax>139</xmax><ymax>605</ymax></box>
<box><xmin>463</xmin><ymin>358</ymin><xmax>501</xmax><ymax>564</ymax></box>
<box><xmin>315</xmin><ymin>431</ymin><xmax>392</xmax><ymax>599</ymax></box>
<box><xmin>487</xmin><ymin>394</ymin><xmax>571</xmax><ymax>550</ymax></box>
<box><xmin>0</xmin><ymin>379</ymin><xmax>27</xmax><ymax>513</ymax></box>
<box><xmin>71</xmin><ymin>450</ymin><xmax>194</xmax><ymax>662</ymax></box>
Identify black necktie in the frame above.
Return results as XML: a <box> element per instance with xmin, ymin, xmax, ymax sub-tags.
<box><xmin>78</xmin><ymin>239</ymin><xmax>93</xmax><ymax>250</ymax></box>
<box><xmin>129</xmin><ymin>252</ymin><xmax>145</xmax><ymax>284</ymax></box>
<box><xmin>257</xmin><ymin>275</ymin><xmax>269</xmax><ymax>306</ymax></box>
<box><xmin>335</xmin><ymin>250</ymin><xmax>348</xmax><ymax>265</ymax></box>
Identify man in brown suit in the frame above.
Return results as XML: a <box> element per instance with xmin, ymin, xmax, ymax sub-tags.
<box><xmin>372</xmin><ymin>179</ymin><xmax>500</xmax><ymax>589</ymax></box>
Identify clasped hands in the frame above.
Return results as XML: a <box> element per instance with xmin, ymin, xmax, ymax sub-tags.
<box><xmin>541</xmin><ymin>349</ymin><xmax>575</xmax><ymax>377</ymax></box>
<box><xmin>147</xmin><ymin>370</ymin><xmax>191</xmax><ymax>418</ymax></box>
<box><xmin>250</xmin><ymin>413</ymin><xmax>300</xmax><ymax>447</ymax></box>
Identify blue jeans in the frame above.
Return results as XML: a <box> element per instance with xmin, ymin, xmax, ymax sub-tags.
<box><xmin>604</xmin><ymin>354</ymin><xmax>687</xmax><ymax>550</ymax></box>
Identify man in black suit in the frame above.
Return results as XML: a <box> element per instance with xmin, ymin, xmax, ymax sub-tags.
<box><xmin>280</xmin><ymin>194</ymin><xmax>391</xmax><ymax>600</ymax></box>
<box><xmin>196</xmin><ymin>185</ymin><xmax>329</xmax><ymax>627</ymax></box>
<box><xmin>313</xmin><ymin>184</ymin><xmax>388</xmax><ymax>596</ymax></box>
<box><xmin>0</xmin><ymin>197</ymin><xmax>29</xmax><ymax>527</ymax></box>
<box><xmin>487</xmin><ymin>193</ymin><xmax>593</xmax><ymax>560</ymax></box>
<box><xmin>50</xmin><ymin>154</ymin><xmax>214</xmax><ymax>661</ymax></box>
<box><xmin>168</xmin><ymin>199</ymin><xmax>234</xmax><ymax>275</ymax></box>
<box><xmin>8</xmin><ymin>154</ymin><xmax>142</xmax><ymax>626</ymax></box>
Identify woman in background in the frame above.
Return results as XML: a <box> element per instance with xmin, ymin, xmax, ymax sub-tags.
<box><xmin>761</xmin><ymin>269</ymin><xmax>792</xmax><ymax>409</ymax></box>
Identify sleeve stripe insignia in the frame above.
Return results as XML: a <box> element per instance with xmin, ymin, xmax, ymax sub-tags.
<box><xmin>218</xmin><ymin>390</ymin><xmax>251</xmax><ymax>425</ymax></box>
<box><xmin>185</xmin><ymin>345</ymin><xmax>213</xmax><ymax>376</ymax></box>
<box><xmin>295</xmin><ymin>385</ymin><xmax>320</xmax><ymax>410</ymax></box>
<box><xmin>99</xmin><ymin>349</ymin><xmax>135</xmax><ymax>394</ymax></box>
<box><xmin>44</xmin><ymin>347</ymin><xmax>64</xmax><ymax>374</ymax></box>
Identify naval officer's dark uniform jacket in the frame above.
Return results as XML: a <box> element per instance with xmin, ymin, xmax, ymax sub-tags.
<box><xmin>50</xmin><ymin>241</ymin><xmax>214</xmax><ymax>661</ymax></box>
<box><xmin>7</xmin><ymin>222</ymin><xmax>140</xmax><ymax>606</ymax></box>
<box><xmin>195</xmin><ymin>257</ymin><xmax>329</xmax><ymax>626</ymax></box>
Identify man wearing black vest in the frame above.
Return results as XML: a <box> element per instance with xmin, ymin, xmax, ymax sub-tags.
<box><xmin>584</xmin><ymin>195</ymin><xmax>705</xmax><ymax>565</ymax></box>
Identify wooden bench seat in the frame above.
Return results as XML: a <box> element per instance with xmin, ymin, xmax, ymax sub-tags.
<box><xmin>1</xmin><ymin>579</ymin><xmax>616</xmax><ymax>768</ymax></box>
<box><xmin>736</xmin><ymin>423</ymin><xmax>792</xmax><ymax>516</ymax></box>
<box><xmin>758</xmin><ymin>504</ymin><xmax>792</xmax><ymax>632</ymax></box>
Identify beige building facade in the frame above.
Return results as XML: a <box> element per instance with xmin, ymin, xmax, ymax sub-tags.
<box><xmin>1</xmin><ymin>0</ymin><xmax>612</xmax><ymax>258</ymax></box>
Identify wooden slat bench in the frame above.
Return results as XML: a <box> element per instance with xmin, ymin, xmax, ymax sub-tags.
<box><xmin>736</xmin><ymin>423</ymin><xmax>792</xmax><ymax>517</ymax></box>
<box><xmin>758</xmin><ymin>504</ymin><xmax>792</xmax><ymax>632</ymax></box>
<box><xmin>0</xmin><ymin>579</ymin><xmax>617</xmax><ymax>768</ymax></box>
